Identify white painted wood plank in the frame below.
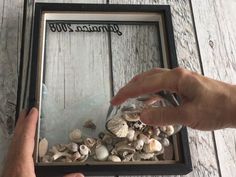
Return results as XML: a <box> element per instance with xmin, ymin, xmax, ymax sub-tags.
<box><xmin>109</xmin><ymin>0</ymin><xmax>220</xmax><ymax>177</ymax></box>
<box><xmin>0</xmin><ymin>0</ymin><xmax>24</xmax><ymax>174</ymax></box>
<box><xmin>191</xmin><ymin>0</ymin><xmax>236</xmax><ymax>177</ymax></box>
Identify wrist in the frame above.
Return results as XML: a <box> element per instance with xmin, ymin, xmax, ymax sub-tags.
<box><xmin>227</xmin><ymin>84</ymin><xmax>236</xmax><ymax>128</ymax></box>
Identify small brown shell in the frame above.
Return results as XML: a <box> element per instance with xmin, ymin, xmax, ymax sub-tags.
<box><xmin>83</xmin><ymin>120</ymin><xmax>96</xmax><ymax>129</ymax></box>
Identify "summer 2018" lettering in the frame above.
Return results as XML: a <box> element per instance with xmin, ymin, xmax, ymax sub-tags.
<box><xmin>48</xmin><ymin>23</ymin><xmax>122</xmax><ymax>36</ymax></box>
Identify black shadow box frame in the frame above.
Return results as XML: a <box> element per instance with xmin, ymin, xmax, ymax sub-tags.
<box><xmin>16</xmin><ymin>2</ymin><xmax>192</xmax><ymax>177</ymax></box>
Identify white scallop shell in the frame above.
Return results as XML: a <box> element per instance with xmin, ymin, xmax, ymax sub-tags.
<box><xmin>106</xmin><ymin>117</ymin><xmax>129</xmax><ymax>138</ymax></box>
<box><xmin>69</xmin><ymin>129</ymin><xmax>82</xmax><ymax>143</ymax></box>
<box><xmin>39</xmin><ymin>138</ymin><xmax>48</xmax><ymax>158</ymax></box>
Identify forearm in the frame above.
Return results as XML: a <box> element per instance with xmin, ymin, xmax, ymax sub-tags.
<box><xmin>227</xmin><ymin>84</ymin><xmax>236</xmax><ymax>128</ymax></box>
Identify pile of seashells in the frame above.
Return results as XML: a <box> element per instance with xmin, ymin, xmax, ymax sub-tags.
<box><xmin>38</xmin><ymin>92</ymin><xmax>182</xmax><ymax>163</ymax></box>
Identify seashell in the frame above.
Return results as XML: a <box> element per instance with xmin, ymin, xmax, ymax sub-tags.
<box><xmin>116</xmin><ymin>144</ymin><xmax>135</xmax><ymax>155</ymax></box>
<box><xmin>138</xmin><ymin>133</ymin><xmax>149</xmax><ymax>144</ymax></box>
<box><xmin>151</xmin><ymin>134</ymin><xmax>162</xmax><ymax>141</ymax></box>
<box><xmin>67</xmin><ymin>142</ymin><xmax>79</xmax><ymax>153</ymax></box>
<box><xmin>110</xmin><ymin>148</ymin><xmax>118</xmax><ymax>155</ymax></box>
<box><xmin>133</xmin><ymin>131</ymin><xmax>141</xmax><ymax>141</ymax></box>
<box><xmin>160</xmin><ymin>125</ymin><xmax>175</xmax><ymax>136</ymax></box>
<box><xmin>39</xmin><ymin>138</ymin><xmax>48</xmax><ymax>158</ymax></box>
<box><xmin>69</xmin><ymin>129</ymin><xmax>82</xmax><ymax>143</ymax></box>
<box><xmin>71</xmin><ymin>152</ymin><xmax>81</xmax><ymax>162</ymax></box>
<box><xmin>153</xmin><ymin>127</ymin><xmax>161</xmax><ymax>136</ymax></box>
<box><xmin>55</xmin><ymin>144</ymin><xmax>67</xmax><ymax>152</ymax></box>
<box><xmin>126</xmin><ymin>128</ymin><xmax>135</xmax><ymax>142</ymax></box>
<box><xmin>133</xmin><ymin>139</ymin><xmax>144</xmax><ymax>151</ymax></box>
<box><xmin>108</xmin><ymin>155</ymin><xmax>121</xmax><ymax>162</ymax></box>
<box><xmin>80</xmin><ymin>155</ymin><xmax>89</xmax><ymax>162</ymax></box>
<box><xmin>121</xmin><ymin>104</ymin><xmax>136</xmax><ymax>112</ymax></box>
<box><xmin>106</xmin><ymin>117</ymin><xmax>129</xmax><ymax>138</ymax></box>
<box><xmin>51</xmin><ymin>146</ymin><xmax>71</xmax><ymax>161</ymax></box>
<box><xmin>102</xmin><ymin>134</ymin><xmax>113</xmax><ymax>145</ymax></box>
<box><xmin>98</xmin><ymin>132</ymin><xmax>105</xmax><ymax>139</ymax></box>
<box><xmin>84</xmin><ymin>137</ymin><xmax>96</xmax><ymax>148</ymax></box>
<box><xmin>79</xmin><ymin>145</ymin><xmax>90</xmax><ymax>156</ymax></box>
<box><xmin>143</xmin><ymin>139</ymin><xmax>162</xmax><ymax>153</ymax></box>
<box><xmin>95</xmin><ymin>144</ymin><xmax>109</xmax><ymax>161</ymax></box>
<box><xmin>133</xmin><ymin>121</ymin><xmax>146</xmax><ymax>130</ymax></box>
<box><xmin>122</xmin><ymin>153</ymin><xmax>134</xmax><ymax>162</ymax></box>
<box><xmin>161</xmin><ymin>138</ymin><xmax>170</xmax><ymax>147</ymax></box>
<box><xmin>83</xmin><ymin>120</ymin><xmax>96</xmax><ymax>130</ymax></box>
<box><xmin>138</xmin><ymin>152</ymin><xmax>155</xmax><ymax>160</ymax></box>
<box><xmin>123</xmin><ymin>113</ymin><xmax>140</xmax><ymax>122</ymax></box>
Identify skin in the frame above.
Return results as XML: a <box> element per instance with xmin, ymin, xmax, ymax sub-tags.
<box><xmin>1</xmin><ymin>108</ymin><xmax>84</xmax><ymax>177</ymax></box>
<box><xmin>2</xmin><ymin>67</ymin><xmax>236</xmax><ymax>176</ymax></box>
<box><xmin>111</xmin><ymin>67</ymin><xmax>236</xmax><ymax>130</ymax></box>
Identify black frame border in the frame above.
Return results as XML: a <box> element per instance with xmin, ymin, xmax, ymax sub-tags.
<box><xmin>19</xmin><ymin>3</ymin><xmax>192</xmax><ymax>176</ymax></box>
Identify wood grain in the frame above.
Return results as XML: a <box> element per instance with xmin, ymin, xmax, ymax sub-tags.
<box><xmin>108</xmin><ymin>1</ymin><xmax>220</xmax><ymax>177</ymax></box>
<box><xmin>191</xmin><ymin>0</ymin><xmax>236</xmax><ymax>177</ymax></box>
<box><xmin>0</xmin><ymin>0</ymin><xmax>24</xmax><ymax>173</ymax></box>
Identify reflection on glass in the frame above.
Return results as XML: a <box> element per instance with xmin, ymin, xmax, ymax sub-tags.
<box><xmin>40</xmin><ymin>22</ymin><xmax>161</xmax><ymax>148</ymax></box>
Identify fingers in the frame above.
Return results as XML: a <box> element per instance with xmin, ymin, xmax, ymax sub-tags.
<box><xmin>140</xmin><ymin>106</ymin><xmax>186</xmax><ymax>126</ymax></box>
<box><xmin>111</xmin><ymin>70</ymin><xmax>180</xmax><ymax>105</ymax></box>
<box><xmin>63</xmin><ymin>173</ymin><xmax>84</xmax><ymax>177</ymax></box>
<box><xmin>129</xmin><ymin>68</ymin><xmax>169</xmax><ymax>83</ymax></box>
<box><xmin>23</xmin><ymin>108</ymin><xmax>39</xmax><ymax>139</ymax></box>
<box><xmin>14</xmin><ymin>109</ymin><xmax>28</xmax><ymax>133</ymax></box>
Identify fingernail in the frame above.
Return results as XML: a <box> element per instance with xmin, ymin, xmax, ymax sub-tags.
<box><xmin>27</xmin><ymin>107</ymin><xmax>37</xmax><ymax>117</ymax></box>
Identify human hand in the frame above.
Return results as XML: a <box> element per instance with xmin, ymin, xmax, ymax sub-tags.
<box><xmin>2</xmin><ymin>108</ymin><xmax>84</xmax><ymax>177</ymax></box>
<box><xmin>111</xmin><ymin>68</ymin><xmax>236</xmax><ymax>130</ymax></box>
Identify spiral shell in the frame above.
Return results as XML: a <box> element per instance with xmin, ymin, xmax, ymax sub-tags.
<box><xmin>106</xmin><ymin>117</ymin><xmax>129</xmax><ymax>138</ymax></box>
<box><xmin>84</xmin><ymin>137</ymin><xmax>96</xmax><ymax>148</ymax></box>
<box><xmin>79</xmin><ymin>145</ymin><xmax>90</xmax><ymax>156</ymax></box>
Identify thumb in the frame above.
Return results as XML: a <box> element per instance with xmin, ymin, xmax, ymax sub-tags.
<box><xmin>140</xmin><ymin>107</ymin><xmax>184</xmax><ymax>126</ymax></box>
<box><xmin>63</xmin><ymin>173</ymin><xmax>84</xmax><ymax>177</ymax></box>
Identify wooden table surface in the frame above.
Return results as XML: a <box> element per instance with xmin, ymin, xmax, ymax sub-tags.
<box><xmin>0</xmin><ymin>0</ymin><xmax>236</xmax><ymax>177</ymax></box>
